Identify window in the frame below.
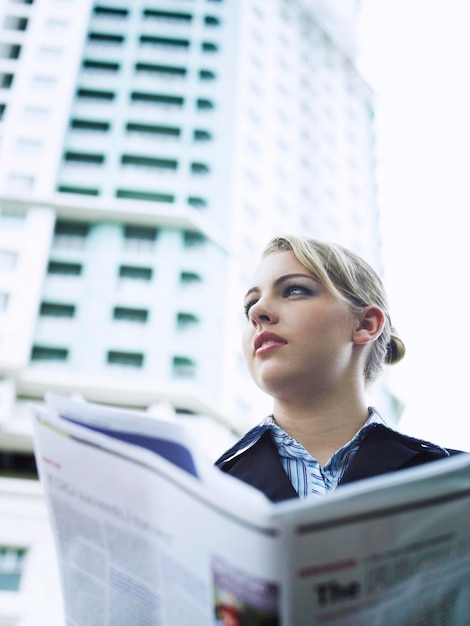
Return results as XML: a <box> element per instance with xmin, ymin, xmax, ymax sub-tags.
<box><xmin>0</xmin><ymin>43</ymin><xmax>21</xmax><ymax>59</ymax></box>
<box><xmin>180</xmin><ymin>271</ymin><xmax>201</xmax><ymax>285</ymax></box>
<box><xmin>123</xmin><ymin>224</ymin><xmax>158</xmax><ymax>243</ymax></box>
<box><xmin>0</xmin><ymin>451</ymin><xmax>37</xmax><ymax>479</ymax></box>
<box><xmin>183</xmin><ymin>231</ymin><xmax>205</xmax><ymax>248</ymax></box>
<box><xmin>38</xmin><ymin>46</ymin><xmax>64</xmax><ymax>61</ymax></box>
<box><xmin>55</xmin><ymin>220</ymin><xmax>89</xmax><ymax>237</ymax></box>
<box><xmin>116</xmin><ymin>189</ymin><xmax>174</xmax><ymax>203</ymax></box>
<box><xmin>31</xmin><ymin>346</ymin><xmax>69</xmax><ymax>362</ymax></box>
<box><xmin>64</xmin><ymin>151</ymin><xmax>105</xmax><ymax>165</ymax></box>
<box><xmin>175</xmin><ymin>408</ymin><xmax>196</xmax><ymax>416</ymax></box>
<box><xmin>7</xmin><ymin>174</ymin><xmax>34</xmax><ymax>190</ymax></box>
<box><xmin>40</xmin><ymin>302</ymin><xmax>76</xmax><ymax>318</ymax></box>
<box><xmin>196</xmin><ymin>98</ymin><xmax>214</xmax><ymax>111</ymax></box>
<box><xmin>94</xmin><ymin>5</ymin><xmax>129</xmax><ymax>18</ymax></box>
<box><xmin>4</xmin><ymin>16</ymin><xmax>28</xmax><ymax>31</ymax></box>
<box><xmin>88</xmin><ymin>32</ymin><xmax>125</xmax><ymax>45</ymax></box>
<box><xmin>135</xmin><ymin>62</ymin><xmax>187</xmax><ymax>79</ymax></box>
<box><xmin>113</xmin><ymin>306</ymin><xmax>148</xmax><ymax>322</ymax></box>
<box><xmin>204</xmin><ymin>15</ymin><xmax>221</xmax><ymax>26</ymax></box>
<box><xmin>15</xmin><ymin>138</ymin><xmax>43</xmax><ymax>157</ymax></box>
<box><xmin>107</xmin><ymin>351</ymin><xmax>144</xmax><ymax>367</ymax></box>
<box><xmin>177</xmin><ymin>312</ymin><xmax>198</xmax><ymax>330</ymax></box>
<box><xmin>57</xmin><ymin>185</ymin><xmax>99</xmax><ymax>196</ymax></box>
<box><xmin>0</xmin><ymin>103</ymin><xmax>5</xmax><ymax>120</ymax></box>
<box><xmin>45</xmin><ymin>19</ymin><xmax>69</xmax><ymax>31</ymax></box>
<box><xmin>71</xmin><ymin>118</ymin><xmax>110</xmax><ymax>132</ymax></box>
<box><xmin>172</xmin><ymin>356</ymin><xmax>196</xmax><ymax>378</ymax></box>
<box><xmin>201</xmin><ymin>42</ymin><xmax>218</xmax><ymax>53</ymax></box>
<box><xmin>199</xmin><ymin>69</ymin><xmax>216</xmax><ymax>81</ymax></box>
<box><xmin>0</xmin><ymin>206</ymin><xmax>26</xmax><ymax>223</ymax></box>
<box><xmin>0</xmin><ymin>250</ymin><xmax>17</xmax><ymax>269</ymax></box>
<box><xmin>77</xmin><ymin>88</ymin><xmax>115</xmax><ymax>101</ymax></box>
<box><xmin>126</xmin><ymin>122</ymin><xmax>180</xmax><ymax>140</ymax></box>
<box><xmin>190</xmin><ymin>162</ymin><xmax>210</xmax><ymax>175</ymax></box>
<box><xmin>0</xmin><ymin>546</ymin><xmax>27</xmax><ymax>592</ymax></box>
<box><xmin>123</xmin><ymin>225</ymin><xmax>158</xmax><ymax>252</ymax></box>
<box><xmin>31</xmin><ymin>75</ymin><xmax>57</xmax><ymax>90</ymax></box>
<box><xmin>187</xmin><ymin>196</ymin><xmax>207</xmax><ymax>209</ymax></box>
<box><xmin>121</xmin><ymin>154</ymin><xmax>177</xmax><ymax>171</ymax></box>
<box><xmin>130</xmin><ymin>92</ymin><xmax>184</xmax><ymax>108</ymax></box>
<box><xmin>23</xmin><ymin>106</ymin><xmax>51</xmax><ymax>124</ymax></box>
<box><xmin>53</xmin><ymin>220</ymin><xmax>90</xmax><ymax>249</ymax></box>
<box><xmin>142</xmin><ymin>9</ymin><xmax>192</xmax><ymax>24</ymax></box>
<box><xmin>82</xmin><ymin>59</ymin><xmax>120</xmax><ymax>73</ymax></box>
<box><xmin>0</xmin><ymin>73</ymin><xmax>14</xmax><ymax>88</ymax></box>
<box><xmin>193</xmin><ymin>129</ymin><xmax>212</xmax><ymax>142</ymax></box>
<box><xmin>0</xmin><ymin>293</ymin><xmax>8</xmax><ymax>312</ymax></box>
<box><xmin>119</xmin><ymin>265</ymin><xmax>153</xmax><ymax>280</ymax></box>
<box><xmin>139</xmin><ymin>35</ymin><xmax>190</xmax><ymax>51</ymax></box>
<box><xmin>48</xmin><ymin>261</ymin><xmax>82</xmax><ymax>276</ymax></box>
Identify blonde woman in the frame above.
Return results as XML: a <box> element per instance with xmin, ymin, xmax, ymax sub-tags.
<box><xmin>216</xmin><ymin>235</ymin><xmax>462</xmax><ymax>502</ymax></box>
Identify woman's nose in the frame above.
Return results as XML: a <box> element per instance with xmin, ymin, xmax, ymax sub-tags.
<box><xmin>249</xmin><ymin>298</ymin><xmax>277</xmax><ymax>327</ymax></box>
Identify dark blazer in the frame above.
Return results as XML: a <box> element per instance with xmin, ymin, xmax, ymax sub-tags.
<box><xmin>215</xmin><ymin>424</ymin><xmax>464</xmax><ymax>503</ymax></box>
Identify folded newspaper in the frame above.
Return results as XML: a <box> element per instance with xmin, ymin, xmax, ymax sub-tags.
<box><xmin>32</xmin><ymin>394</ymin><xmax>470</xmax><ymax>625</ymax></box>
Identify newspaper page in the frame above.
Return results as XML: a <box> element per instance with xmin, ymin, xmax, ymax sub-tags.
<box><xmin>33</xmin><ymin>399</ymin><xmax>288</xmax><ymax>626</ymax></box>
<box><xmin>273</xmin><ymin>453</ymin><xmax>470</xmax><ymax>625</ymax></box>
<box><xmin>33</xmin><ymin>396</ymin><xmax>470</xmax><ymax>625</ymax></box>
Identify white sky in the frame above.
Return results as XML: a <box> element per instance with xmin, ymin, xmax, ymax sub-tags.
<box><xmin>356</xmin><ymin>0</ymin><xmax>470</xmax><ymax>450</ymax></box>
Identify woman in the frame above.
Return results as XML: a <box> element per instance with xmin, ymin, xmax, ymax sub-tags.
<box><xmin>215</xmin><ymin>235</ymin><xmax>461</xmax><ymax>502</ymax></box>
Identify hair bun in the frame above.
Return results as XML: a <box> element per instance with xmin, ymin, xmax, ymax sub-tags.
<box><xmin>386</xmin><ymin>327</ymin><xmax>406</xmax><ymax>364</ymax></box>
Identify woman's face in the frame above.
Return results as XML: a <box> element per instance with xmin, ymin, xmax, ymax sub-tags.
<box><xmin>242</xmin><ymin>251</ymin><xmax>359</xmax><ymax>401</ymax></box>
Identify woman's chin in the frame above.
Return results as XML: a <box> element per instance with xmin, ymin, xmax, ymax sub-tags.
<box><xmin>255</xmin><ymin>370</ymin><xmax>301</xmax><ymax>398</ymax></box>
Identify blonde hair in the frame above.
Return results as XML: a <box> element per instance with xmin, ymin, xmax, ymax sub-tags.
<box><xmin>263</xmin><ymin>235</ymin><xmax>405</xmax><ymax>383</ymax></box>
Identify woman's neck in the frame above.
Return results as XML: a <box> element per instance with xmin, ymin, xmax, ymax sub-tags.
<box><xmin>271</xmin><ymin>393</ymin><xmax>370</xmax><ymax>466</ymax></box>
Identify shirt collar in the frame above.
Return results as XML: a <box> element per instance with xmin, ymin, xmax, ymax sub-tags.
<box><xmin>216</xmin><ymin>408</ymin><xmax>390</xmax><ymax>467</ymax></box>
<box><xmin>267</xmin><ymin>408</ymin><xmax>389</xmax><ymax>464</ymax></box>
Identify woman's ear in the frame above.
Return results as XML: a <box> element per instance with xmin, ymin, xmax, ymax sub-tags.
<box><xmin>352</xmin><ymin>306</ymin><xmax>385</xmax><ymax>345</ymax></box>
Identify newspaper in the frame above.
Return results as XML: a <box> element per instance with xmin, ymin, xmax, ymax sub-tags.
<box><xmin>32</xmin><ymin>394</ymin><xmax>470</xmax><ymax>626</ymax></box>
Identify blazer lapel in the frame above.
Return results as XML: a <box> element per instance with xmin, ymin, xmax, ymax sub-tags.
<box><xmin>220</xmin><ymin>430</ymin><xmax>299</xmax><ymax>502</ymax></box>
<box><xmin>218</xmin><ymin>424</ymin><xmax>455</xmax><ymax>501</ymax></box>
<box><xmin>340</xmin><ymin>424</ymin><xmax>441</xmax><ymax>485</ymax></box>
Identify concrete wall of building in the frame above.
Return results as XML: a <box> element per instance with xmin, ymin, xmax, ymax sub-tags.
<box><xmin>0</xmin><ymin>1</ymin><xmax>397</xmax><ymax>618</ymax></box>
<box><xmin>0</xmin><ymin>207</ymin><xmax>55</xmax><ymax>373</ymax></box>
<box><xmin>0</xmin><ymin>478</ymin><xmax>63</xmax><ymax>626</ymax></box>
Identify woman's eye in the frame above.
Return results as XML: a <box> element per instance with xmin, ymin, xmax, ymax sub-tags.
<box><xmin>243</xmin><ymin>300</ymin><xmax>256</xmax><ymax>317</ymax></box>
<box><xmin>284</xmin><ymin>284</ymin><xmax>311</xmax><ymax>297</ymax></box>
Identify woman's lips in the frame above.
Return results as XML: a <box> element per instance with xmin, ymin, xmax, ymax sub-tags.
<box><xmin>254</xmin><ymin>331</ymin><xmax>287</xmax><ymax>355</ymax></box>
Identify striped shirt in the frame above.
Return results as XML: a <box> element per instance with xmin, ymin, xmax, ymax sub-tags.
<box><xmin>217</xmin><ymin>409</ymin><xmax>391</xmax><ymax>499</ymax></box>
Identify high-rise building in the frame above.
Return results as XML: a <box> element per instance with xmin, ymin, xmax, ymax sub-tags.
<box><xmin>0</xmin><ymin>0</ymin><xmax>389</xmax><ymax>621</ymax></box>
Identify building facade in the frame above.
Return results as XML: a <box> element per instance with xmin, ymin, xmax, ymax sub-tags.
<box><xmin>0</xmin><ymin>0</ymin><xmax>390</xmax><ymax>622</ymax></box>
